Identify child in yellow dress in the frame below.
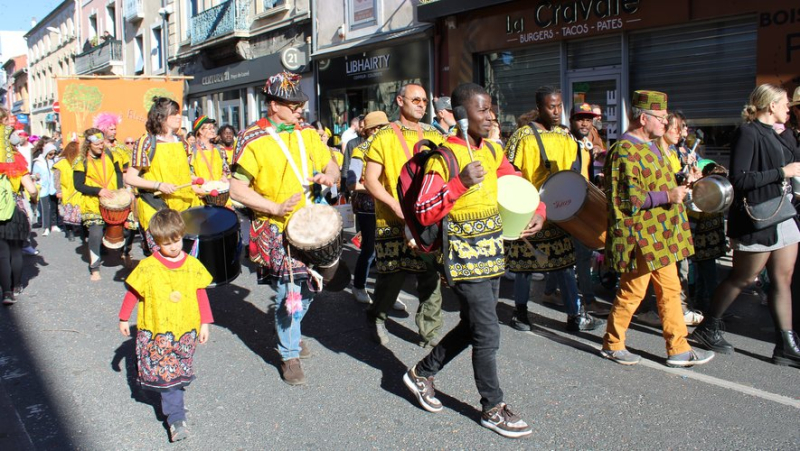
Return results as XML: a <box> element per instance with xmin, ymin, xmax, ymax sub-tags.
<box><xmin>118</xmin><ymin>209</ymin><xmax>213</xmax><ymax>443</ymax></box>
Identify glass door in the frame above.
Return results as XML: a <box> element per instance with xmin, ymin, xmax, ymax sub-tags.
<box><xmin>565</xmin><ymin>71</ymin><xmax>623</xmax><ymax>149</ymax></box>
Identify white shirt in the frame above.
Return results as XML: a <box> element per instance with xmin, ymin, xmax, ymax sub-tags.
<box><xmin>340</xmin><ymin>127</ymin><xmax>358</xmax><ymax>150</ymax></box>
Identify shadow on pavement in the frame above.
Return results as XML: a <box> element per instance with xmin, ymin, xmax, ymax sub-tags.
<box><xmin>110</xmin><ymin>325</ymin><xmax>163</xmax><ymax>422</ymax></box>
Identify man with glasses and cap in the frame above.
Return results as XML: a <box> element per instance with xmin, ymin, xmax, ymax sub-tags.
<box><xmin>600</xmin><ymin>90</ymin><xmax>714</xmax><ymax>368</ymax></box>
<box><xmin>230</xmin><ymin>71</ymin><xmax>340</xmax><ymax>386</ymax></box>
<box><xmin>432</xmin><ymin>96</ymin><xmax>456</xmax><ymax>136</ymax></box>
<box><xmin>360</xmin><ymin>83</ymin><xmax>444</xmax><ymax>348</ymax></box>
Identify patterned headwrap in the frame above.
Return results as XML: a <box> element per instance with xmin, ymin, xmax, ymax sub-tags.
<box><xmin>632</xmin><ymin>91</ymin><xmax>668</xmax><ymax>111</ymax></box>
<box><xmin>86</xmin><ymin>132</ymin><xmax>105</xmax><ymax>144</ymax></box>
<box><xmin>262</xmin><ymin>71</ymin><xmax>308</xmax><ymax>103</ymax></box>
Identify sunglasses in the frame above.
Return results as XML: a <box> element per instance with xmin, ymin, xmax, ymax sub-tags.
<box><xmin>403</xmin><ymin>96</ymin><xmax>428</xmax><ymax>106</ymax></box>
<box><xmin>125</xmin><ymin>141</ymin><xmax>135</xmax><ymax>145</ymax></box>
<box><xmin>278</xmin><ymin>101</ymin><xmax>305</xmax><ymax>110</ymax></box>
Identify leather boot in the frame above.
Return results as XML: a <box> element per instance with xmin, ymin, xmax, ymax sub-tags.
<box><xmin>772</xmin><ymin>330</ymin><xmax>800</xmax><ymax>368</ymax></box>
<box><xmin>510</xmin><ymin>305</ymin><xmax>532</xmax><ymax>332</ymax></box>
<box><xmin>690</xmin><ymin>316</ymin><xmax>734</xmax><ymax>354</ymax></box>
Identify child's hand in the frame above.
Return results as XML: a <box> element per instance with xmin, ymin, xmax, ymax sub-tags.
<box><xmin>119</xmin><ymin>320</ymin><xmax>130</xmax><ymax>336</ymax></box>
<box><xmin>199</xmin><ymin>323</ymin><xmax>210</xmax><ymax>344</ymax></box>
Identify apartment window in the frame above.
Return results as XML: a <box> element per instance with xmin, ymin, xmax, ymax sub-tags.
<box><xmin>135</xmin><ymin>35</ymin><xmax>144</xmax><ymax>74</ymax></box>
<box><xmin>107</xmin><ymin>4</ymin><xmax>117</xmax><ymax>38</ymax></box>
<box><xmin>151</xmin><ymin>27</ymin><xmax>164</xmax><ymax>72</ymax></box>
<box><xmin>262</xmin><ymin>0</ymin><xmax>286</xmax><ymax>12</ymax></box>
<box><xmin>349</xmin><ymin>0</ymin><xmax>377</xmax><ymax>29</ymax></box>
<box><xmin>89</xmin><ymin>14</ymin><xmax>98</xmax><ymax>39</ymax></box>
<box><xmin>181</xmin><ymin>0</ymin><xmax>197</xmax><ymax>42</ymax></box>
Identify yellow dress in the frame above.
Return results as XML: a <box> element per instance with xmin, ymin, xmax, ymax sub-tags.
<box><xmin>73</xmin><ymin>150</ymin><xmax>124</xmax><ymax>225</ymax></box>
<box><xmin>132</xmin><ymin>139</ymin><xmax>201</xmax><ymax>230</ymax></box>
<box><xmin>126</xmin><ymin>254</ymin><xmax>212</xmax><ymax>390</ymax></box>
<box><xmin>53</xmin><ymin>158</ymin><xmax>79</xmax><ymax>206</ymax></box>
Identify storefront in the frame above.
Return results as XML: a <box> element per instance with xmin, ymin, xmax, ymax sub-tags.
<box><xmin>184</xmin><ymin>50</ymin><xmax>314</xmax><ymax>133</ymax></box>
<box><xmin>316</xmin><ymin>39</ymin><xmax>432</xmax><ymax>138</ymax></box>
<box><xmin>420</xmin><ymin>0</ymin><xmax>800</xmax><ymax>161</ymax></box>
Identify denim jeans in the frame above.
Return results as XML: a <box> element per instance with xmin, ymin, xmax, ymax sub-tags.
<box><xmin>573</xmin><ymin>238</ymin><xmax>596</xmax><ymax>303</ymax></box>
<box><xmin>514</xmin><ymin>269</ymin><xmax>580</xmax><ymax>315</ymax></box>
<box><xmin>273</xmin><ymin>278</ymin><xmax>314</xmax><ymax>360</ymax></box>
<box><xmin>417</xmin><ymin>278</ymin><xmax>503</xmax><ymax>411</ymax></box>
<box><xmin>353</xmin><ymin>212</ymin><xmax>376</xmax><ymax>290</ymax></box>
<box><xmin>693</xmin><ymin>258</ymin><xmax>718</xmax><ymax>310</ymax></box>
<box><xmin>160</xmin><ymin>388</ymin><xmax>186</xmax><ymax>425</ymax></box>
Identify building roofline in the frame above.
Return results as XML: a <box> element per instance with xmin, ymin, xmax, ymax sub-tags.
<box><xmin>23</xmin><ymin>0</ymin><xmax>73</xmax><ymax>38</ymax></box>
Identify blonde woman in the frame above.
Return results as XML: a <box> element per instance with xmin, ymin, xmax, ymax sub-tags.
<box><xmin>692</xmin><ymin>84</ymin><xmax>800</xmax><ymax>367</ymax></box>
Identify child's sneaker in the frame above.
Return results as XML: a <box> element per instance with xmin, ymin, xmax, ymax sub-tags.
<box><xmin>169</xmin><ymin>420</ymin><xmax>188</xmax><ymax>442</ymax></box>
<box><xmin>480</xmin><ymin>403</ymin><xmax>533</xmax><ymax>438</ymax></box>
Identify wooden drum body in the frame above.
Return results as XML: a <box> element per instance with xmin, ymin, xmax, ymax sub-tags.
<box><xmin>539</xmin><ymin>171</ymin><xmax>608</xmax><ymax>249</ymax></box>
<box><xmin>201</xmin><ymin>181</ymin><xmax>231</xmax><ymax>207</ymax></box>
<box><xmin>99</xmin><ymin>189</ymin><xmax>132</xmax><ymax>249</ymax></box>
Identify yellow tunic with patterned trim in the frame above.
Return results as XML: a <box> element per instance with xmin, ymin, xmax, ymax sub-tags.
<box><xmin>234</xmin><ymin>127</ymin><xmax>331</xmax><ymax>232</ymax></box>
<box><xmin>53</xmin><ymin>158</ymin><xmax>78</xmax><ymax>207</ymax></box>
<box><xmin>110</xmin><ymin>142</ymin><xmax>132</xmax><ymax>170</ymax></box>
<box><xmin>426</xmin><ymin>139</ymin><xmax>505</xmax><ymax>282</ymax></box>
<box><xmin>361</xmin><ymin>122</ymin><xmax>443</xmax><ymax>273</ymax></box>
<box><xmin>73</xmin><ymin>150</ymin><xmax>123</xmax><ymax>217</ymax></box>
<box><xmin>190</xmin><ymin>146</ymin><xmax>229</xmax><ymax>182</ymax></box>
<box><xmin>504</xmin><ymin>124</ymin><xmax>589</xmax><ymax>272</ymax></box>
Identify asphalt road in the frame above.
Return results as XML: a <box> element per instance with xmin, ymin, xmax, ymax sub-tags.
<box><xmin>0</xmin><ymin>226</ymin><xmax>798</xmax><ymax>450</ymax></box>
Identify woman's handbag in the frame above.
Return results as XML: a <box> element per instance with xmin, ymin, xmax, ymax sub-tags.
<box><xmin>743</xmin><ymin>182</ymin><xmax>797</xmax><ymax>230</ymax></box>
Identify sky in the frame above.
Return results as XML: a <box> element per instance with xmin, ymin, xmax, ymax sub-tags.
<box><xmin>0</xmin><ymin>0</ymin><xmax>65</xmax><ymax>33</ymax></box>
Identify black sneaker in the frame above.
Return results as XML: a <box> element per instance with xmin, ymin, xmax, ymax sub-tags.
<box><xmin>169</xmin><ymin>420</ymin><xmax>188</xmax><ymax>442</ymax></box>
<box><xmin>480</xmin><ymin>403</ymin><xmax>533</xmax><ymax>439</ymax></box>
<box><xmin>510</xmin><ymin>309</ymin><xmax>532</xmax><ymax>332</ymax></box>
<box><xmin>566</xmin><ymin>312</ymin><xmax>604</xmax><ymax>332</ymax></box>
<box><xmin>402</xmin><ymin>366</ymin><xmax>443</xmax><ymax>413</ymax></box>
<box><xmin>690</xmin><ymin>318</ymin><xmax>734</xmax><ymax>354</ymax></box>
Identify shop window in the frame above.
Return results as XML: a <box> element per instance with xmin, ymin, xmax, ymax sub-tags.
<box><xmin>481</xmin><ymin>43</ymin><xmax>561</xmax><ymax>137</ymax></box>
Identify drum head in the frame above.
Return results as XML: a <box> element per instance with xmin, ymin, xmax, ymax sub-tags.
<box><xmin>285</xmin><ymin>203</ymin><xmax>343</xmax><ymax>248</ymax></box>
<box><xmin>181</xmin><ymin>206</ymin><xmax>239</xmax><ymax>238</ymax></box>
<box><xmin>539</xmin><ymin>171</ymin><xmax>588</xmax><ymax>222</ymax></box>
<box><xmin>100</xmin><ymin>189</ymin><xmax>132</xmax><ymax>210</ymax></box>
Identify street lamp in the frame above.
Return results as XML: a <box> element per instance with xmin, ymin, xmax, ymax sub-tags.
<box><xmin>158</xmin><ymin>6</ymin><xmax>172</xmax><ymax>73</ymax></box>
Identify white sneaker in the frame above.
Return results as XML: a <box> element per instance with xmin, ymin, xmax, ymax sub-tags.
<box><xmin>352</xmin><ymin>287</ymin><xmax>372</xmax><ymax>304</ymax></box>
<box><xmin>530</xmin><ymin>273</ymin><xmax>545</xmax><ymax>281</ymax></box>
<box><xmin>683</xmin><ymin>309</ymin><xmax>704</xmax><ymax>326</ymax></box>
<box><xmin>51</xmin><ymin>226</ymin><xmax>62</xmax><ymax>233</ymax></box>
<box><xmin>42</xmin><ymin>229</ymin><xmax>50</xmax><ymax>237</ymax></box>
<box><xmin>637</xmin><ymin>310</ymin><xmax>661</xmax><ymax>326</ymax></box>
<box><xmin>393</xmin><ymin>298</ymin><xmax>407</xmax><ymax>311</ymax></box>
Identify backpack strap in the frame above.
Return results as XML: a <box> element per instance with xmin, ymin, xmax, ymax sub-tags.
<box><xmin>434</xmin><ymin>146</ymin><xmax>461</xmax><ymax>182</ymax></box>
<box><xmin>148</xmin><ymin>134</ymin><xmax>158</xmax><ymax>163</ymax></box>
<box><xmin>483</xmin><ymin>140</ymin><xmax>497</xmax><ymax>159</ymax></box>
<box><xmin>390</xmin><ymin>122</ymin><xmax>423</xmax><ymax>160</ymax></box>
<box><xmin>528</xmin><ymin>122</ymin><xmax>550</xmax><ymax>170</ymax></box>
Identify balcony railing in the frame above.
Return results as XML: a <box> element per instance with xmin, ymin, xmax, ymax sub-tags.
<box><xmin>75</xmin><ymin>40</ymin><xmax>123</xmax><ymax>75</ymax></box>
<box><xmin>124</xmin><ymin>0</ymin><xmax>144</xmax><ymax>21</ymax></box>
<box><xmin>191</xmin><ymin>0</ymin><xmax>250</xmax><ymax>46</ymax></box>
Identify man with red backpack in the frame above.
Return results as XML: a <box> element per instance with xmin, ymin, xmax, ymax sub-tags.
<box><xmin>402</xmin><ymin>83</ymin><xmax>545</xmax><ymax>439</ymax></box>
<box><xmin>361</xmin><ymin>83</ymin><xmax>444</xmax><ymax>347</ymax></box>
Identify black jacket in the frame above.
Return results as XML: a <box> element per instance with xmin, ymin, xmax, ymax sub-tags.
<box><xmin>726</xmin><ymin>121</ymin><xmax>796</xmax><ymax>246</ymax></box>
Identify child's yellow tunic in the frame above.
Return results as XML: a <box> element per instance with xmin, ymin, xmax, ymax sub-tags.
<box><xmin>126</xmin><ymin>254</ymin><xmax>212</xmax><ymax>390</ymax></box>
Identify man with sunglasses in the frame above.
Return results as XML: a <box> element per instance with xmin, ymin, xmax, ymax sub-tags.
<box><xmin>361</xmin><ymin>83</ymin><xmax>445</xmax><ymax>348</ymax></box>
<box><xmin>600</xmin><ymin>90</ymin><xmax>714</xmax><ymax>368</ymax></box>
<box><xmin>230</xmin><ymin>71</ymin><xmax>340</xmax><ymax>386</ymax></box>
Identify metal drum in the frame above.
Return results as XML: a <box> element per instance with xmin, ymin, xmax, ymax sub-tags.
<box><xmin>691</xmin><ymin>175</ymin><xmax>734</xmax><ymax>213</ymax></box>
<box><xmin>181</xmin><ymin>206</ymin><xmax>241</xmax><ymax>286</ymax></box>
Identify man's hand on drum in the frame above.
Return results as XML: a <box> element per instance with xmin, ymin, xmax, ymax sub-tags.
<box><xmin>276</xmin><ymin>193</ymin><xmax>302</xmax><ymax>217</ymax></box>
<box><xmin>520</xmin><ymin>213</ymin><xmax>545</xmax><ymax>238</ymax></box>
<box><xmin>459</xmin><ymin>161</ymin><xmax>485</xmax><ymax>188</ymax></box>
<box><xmin>668</xmin><ymin>185</ymin><xmax>690</xmax><ymax>204</ymax></box>
<box><xmin>308</xmin><ymin>173</ymin><xmax>335</xmax><ymax>187</ymax></box>
<box><xmin>98</xmin><ymin>188</ymin><xmax>115</xmax><ymax>199</ymax></box>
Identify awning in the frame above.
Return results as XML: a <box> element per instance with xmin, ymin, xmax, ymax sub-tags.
<box><xmin>312</xmin><ymin>25</ymin><xmax>432</xmax><ymax>60</ymax></box>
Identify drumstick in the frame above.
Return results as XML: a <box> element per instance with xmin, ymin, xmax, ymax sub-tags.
<box><xmin>154</xmin><ymin>178</ymin><xmax>205</xmax><ymax>196</ymax></box>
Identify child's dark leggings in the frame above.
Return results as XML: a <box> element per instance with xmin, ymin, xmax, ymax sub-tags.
<box><xmin>161</xmin><ymin>387</ymin><xmax>186</xmax><ymax>425</ymax></box>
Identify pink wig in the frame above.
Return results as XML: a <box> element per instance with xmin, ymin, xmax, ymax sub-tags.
<box><xmin>93</xmin><ymin>112</ymin><xmax>121</xmax><ymax>132</ymax></box>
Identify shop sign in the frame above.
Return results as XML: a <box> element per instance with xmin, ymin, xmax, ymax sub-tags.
<box><xmin>187</xmin><ymin>53</ymin><xmax>296</xmax><ymax>95</ymax></box>
<box><xmin>15</xmin><ymin>114</ymin><xmax>28</xmax><ymax>124</ymax></box>
<box><xmin>318</xmin><ymin>40</ymin><xmax>427</xmax><ymax>89</ymax></box>
<box><xmin>505</xmin><ymin>0</ymin><xmax>641</xmax><ymax>44</ymax></box>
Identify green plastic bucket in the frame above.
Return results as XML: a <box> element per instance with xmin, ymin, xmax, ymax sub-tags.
<box><xmin>497</xmin><ymin>176</ymin><xmax>540</xmax><ymax>240</ymax></box>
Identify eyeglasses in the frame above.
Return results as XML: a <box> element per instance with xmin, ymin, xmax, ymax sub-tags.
<box><xmin>403</xmin><ymin>96</ymin><xmax>429</xmax><ymax>106</ymax></box>
<box><xmin>278</xmin><ymin>101</ymin><xmax>305</xmax><ymax>111</ymax></box>
<box><xmin>125</xmin><ymin>141</ymin><xmax>135</xmax><ymax>145</ymax></box>
<box><xmin>644</xmin><ymin>112</ymin><xmax>669</xmax><ymax>124</ymax></box>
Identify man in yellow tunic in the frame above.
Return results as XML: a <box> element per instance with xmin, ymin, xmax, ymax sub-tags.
<box><xmin>362</xmin><ymin>83</ymin><xmax>444</xmax><ymax>347</ymax></box>
<box><xmin>230</xmin><ymin>71</ymin><xmax>339</xmax><ymax>386</ymax></box>
<box><xmin>600</xmin><ymin>90</ymin><xmax>714</xmax><ymax>368</ymax></box>
<box><xmin>504</xmin><ymin>86</ymin><xmax>603</xmax><ymax>333</ymax></box>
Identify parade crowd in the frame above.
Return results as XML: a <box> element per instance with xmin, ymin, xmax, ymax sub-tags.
<box><xmin>0</xmin><ymin>71</ymin><xmax>799</xmax><ymax>443</ymax></box>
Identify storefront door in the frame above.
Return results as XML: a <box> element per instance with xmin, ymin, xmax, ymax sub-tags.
<box><xmin>565</xmin><ymin>70</ymin><xmax>624</xmax><ymax>149</ymax></box>
<box><xmin>219</xmin><ymin>99</ymin><xmax>241</xmax><ymax>131</ymax></box>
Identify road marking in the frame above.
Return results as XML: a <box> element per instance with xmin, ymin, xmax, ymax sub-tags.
<box><xmin>524</xmin><ymin>328</ymin><xmax>800</xmax><ymax>410</ymax></box>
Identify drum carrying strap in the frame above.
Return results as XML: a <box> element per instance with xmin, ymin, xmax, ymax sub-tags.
<box><xmin>267</xmin><ymin>127</ymin><xmax>311</xmax><ymax>198</ymax></box>
<box><xmin>390</xmin><ymin>122</ymin><xmax>423</xmax><ymax>160</ymax></box>
<box><xmin>529</xmin><ymin>122</ymin><xmax>581</xmax><ymax>173</ymax></box>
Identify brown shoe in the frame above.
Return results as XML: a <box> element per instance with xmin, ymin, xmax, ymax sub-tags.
<box><xmin>300</xmin><ymin>341</ymin><xmax>312</xmax><ymax>359</ymax></box>
<box><xmin>281</xmin><ymin>358</ymin><xmax>306</xmax><ymax>385</ymax></box>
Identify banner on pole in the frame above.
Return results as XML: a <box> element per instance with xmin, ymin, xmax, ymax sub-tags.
<box><xmin>56</xmin><ymin>78</ymin><xmax>184</xmax><ymax>142</ymax></box>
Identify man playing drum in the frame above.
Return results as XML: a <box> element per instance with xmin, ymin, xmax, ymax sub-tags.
<box><xmin>230</xmin><ymin>71</ymin><xmax>339</xmax><ymax>386</ymax></box>
<box><xmin>361</xmin><ymin>83</ymin><xmax>445</xmax><ymax>348</ymax></box>
<box><xmin>600</xmin><ymin>90</ymin><xmax>714</xmax><ymax>367</ymax></box>
<box><xmin>504</xmin><ymin>87</ymin><xmax>603</xmax><ymax>332</ymax></box>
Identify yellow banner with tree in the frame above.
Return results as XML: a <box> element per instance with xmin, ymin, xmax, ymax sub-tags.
<box><xmin>56</xmin><ymin>77</ymin><xmax>184</xmax><ymax>143</ymax></box>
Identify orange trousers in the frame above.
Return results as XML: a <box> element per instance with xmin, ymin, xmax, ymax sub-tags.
<box><xmin>603</xmin><ymin>250</ymin><xmax>691</xmax><ymax>356</ymax></box>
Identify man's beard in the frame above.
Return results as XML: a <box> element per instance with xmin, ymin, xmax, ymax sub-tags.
<box><xmin>572</xmin><ymin>128</ymin><xmax>589</xmax><ymax>139</ymax></box>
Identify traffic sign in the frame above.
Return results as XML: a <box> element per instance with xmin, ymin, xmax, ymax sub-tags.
<box><xmin>53</xmin><ymin>101</ymin><xmax>60</xmax><ymax>113</ymax></box>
